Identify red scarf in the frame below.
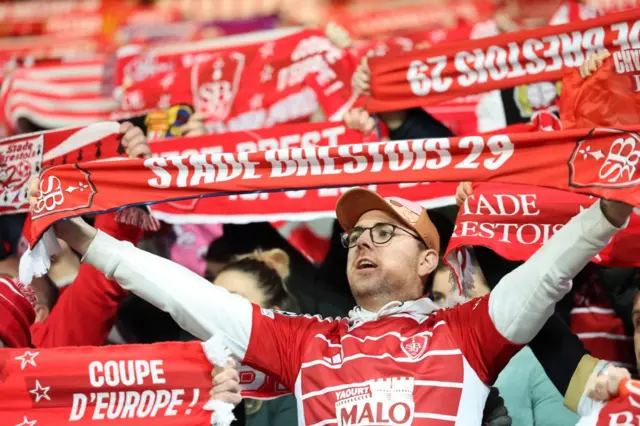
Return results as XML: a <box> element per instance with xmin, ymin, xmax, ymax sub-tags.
<box><xmin>362</xmin><ymin>9</ymin><xmax>640</xmax><ymax>112</ymax></box>
<box><xmin>19</xmin><ymin>125</ymin><xmax>640</xmax><ymax>284</ymax></box>
<box><xmin>118</xmin><ymin>28</ymin><xmax>356</xmax><ymax>130</ymax></box>
<box><xmin>446</xmin><ymin>182</ymin><xmax>640</xmax><ymax>268</ymax></box>
<box><xmin>0</xmin><ymin>123</ymin><xmax>125</xmax><ymax>215</ymax></box>
<box><xmin>148</xmin><ymin>121</ymin><xmax>453</xmax><ymax>223</ymax></box>
<box><xmin>0</xmin><ymin>340</ymin><xmax>286</xmax><ymax>426</ymax></box>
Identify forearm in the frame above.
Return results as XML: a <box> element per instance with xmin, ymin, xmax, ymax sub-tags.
<box><xmin>82</xmin><ymin>230</ymin><xmax>253</xmax><ymax>359</ymax></box>
<box><xmin>489</xmin><ymin>200</ymin><xmax>624</xmax><ymax>344</ymax></box>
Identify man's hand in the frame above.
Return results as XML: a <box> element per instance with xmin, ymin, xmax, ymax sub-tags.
<box><xmin>180</xmin><ymin>112</ymin><xmax>207</xmax><ymax>137</ymax></box>
<box><xmin>600</xmin><ymin>199</ymin><xmax>633</xmax><ymax>228</ymax></box>
<box><xmin>210</xmin><ymin>359</ymin><xmax>242</xmax><ymax>405</ymax></box>
<box><xmin>353</xmin><ymin>56</ymin><xmax>371</xmax><ymax>96</ymax></box>
<box><xmin>119</xmin><ymin>122</ymin><xmax>151</xmax><ymax>159</ymax></box>
<box><xmin>586</xmin><ymin>365</ymin><xmax>631</xmax><ymax>401</ymax></box>
<box><xmin>579</xmin><ymin>50</ymin><xmax>611</xmax><ymax>78</ymax></box>
<box><xmin>28</xmin><ymin>179</ymin><xmax>97</xmax><ymax>255</ymax></box>
<box><xmin>325</xmin><ymin>21</ymin><xmax>352</xmax><ymax>49</ymax></box>
<box><xmin>455</xmin><ymin>182</ymin><xmax>472</xmax><ymax>207</ymax></box>
<box><xmin>343</xmin><ymin>108</ymin><xmax>376</xmax><ymax>134</ymax></box>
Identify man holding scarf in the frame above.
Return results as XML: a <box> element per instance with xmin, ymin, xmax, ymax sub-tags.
<box><xmin>27</xmin><ymin>154</ymin><xmax>633</xmax><ymax>426</ymax></box>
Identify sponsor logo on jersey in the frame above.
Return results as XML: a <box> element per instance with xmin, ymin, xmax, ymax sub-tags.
<box><xmin>335</xmin><ymin>377</ymin><xmax>415</xmax><ymax>426</ymax></box>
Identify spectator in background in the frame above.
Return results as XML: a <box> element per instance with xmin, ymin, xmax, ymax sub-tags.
<box><xmin>0</xmin><ymin>275</ymin><xmax>35</xmax><ymax>348</ymax></box>
<box><xmin>213</xmin><ymin>248</ymin><xmax>299</xmax><ymax>426</ymax></box>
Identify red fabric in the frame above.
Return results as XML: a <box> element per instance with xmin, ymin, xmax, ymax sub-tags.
<box><xmin>0</xmin><ymin>342</ymin><xmax>215</xmax><ymax>425</ymax></box>
<box><xmin>446</xmin><ymin>182</ymin><xmax>640</xmax><ymax>268</ymax></box>
<box><xmin>363</xmin><ymin>9</ymin><xmax>640</xmax><ymax>113</ymax></box>
<box><xmin>118</xmin><ymin>29</ymin><xmax>355</xmax><ymax>131</ymax></box>
<box><xmin>0</xmin><ymin>275</ymin><xmax>35</xmax><ymax>348</ymax></box>
<box><xmin>147</xmin><ymin>121</ymin><xmax>455</xmax><ymax>223</ymax></box>
<box><xmin>244</xmin><ymin>295</ymin><xmax>520</xmax><ymax>425</ymax></box>
<box><xmin>0</xmin><ymin>123</ymin><xmax>125</xmax><ymax>215</ymax></box>
<box><xmin>560</xmin><ymin>51</ymin><xmax>640</xmax><ymax>129</ymax></box>
<box><xmin>586</xmin><ymin>378</ymin><xmax>640</xmax><ymax>425</ymax></box>
<box><xmin>26</xmin><ymin>124</ymin><xmax>640</xmax><ymax>250</ymax></box>
<box><xmin>30</xmin><ymin>212</ymin><xmax>143</xmax><ymax>348</ymax></box>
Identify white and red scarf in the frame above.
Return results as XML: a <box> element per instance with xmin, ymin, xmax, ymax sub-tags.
<box><xmin>446</xmin><ymin>182</ymin><xmax>640</xmax><ymax>270</ymax></box>
<box><xmin>17</xmin><ymin>123</ymin><xmax>640</xmax><ymax>285</ymax></box>
<box><xmin>0</xmin><ymin>339</ymin><xmax>288</xmax><ymax>426</ymax></box>
<box><xmin>577</xmin><ymin>379</ymin><xmax>640</xmax><ymax>425</ymax></box>
<box><xmin>361</xmin><ymin>9</ymin><xmax>640</xmax><ymax>112</ymax></box>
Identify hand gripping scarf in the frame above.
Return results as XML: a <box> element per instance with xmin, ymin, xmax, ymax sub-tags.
<box><xmin>0</xmin><ymin>337</ymin><xmax>289</xmax><ymax>426</ymax></box>
<box><xmin>577</xmin><ymin>378</ymin><xmax>640</xmax><ymax>425</ymax></box>
<box><xmin>362</xmin><ymin>9</ymin><xmax>640</xmax><ymax>112</ymax></box>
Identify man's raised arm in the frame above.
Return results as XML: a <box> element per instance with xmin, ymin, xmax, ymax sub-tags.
<box><xmin>489</xmin><ymin>199</ymin><xmax>632</xmax><ymax>345</ymax></box>
<box><xmin>52</xmin><ymin>217</ymin><xmax>253</xmax><ymax>360</ymax></box>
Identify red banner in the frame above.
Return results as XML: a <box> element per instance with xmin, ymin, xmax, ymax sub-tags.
<box><xmin>0</xmin><ymin>342</ymin><xmax>215</xmax><ymax>425</ymax></box>
<box><xmin>364</xmin><ymin>9</ymin><xmax>640</xmax><ymax>112</ymax></box>
<box><xmin>446</xmin><ymin>182</ymin><xmax>640</xmax><ymax>268</ymax></box>
<box><xmin>27</xmin><ymin>126</ymin><xmax>640</xmax><ymax>248</ymax></box>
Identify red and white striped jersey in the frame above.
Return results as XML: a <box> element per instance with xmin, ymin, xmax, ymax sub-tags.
<box><xmin>243</xmin><ymin>296</ymin><xmax>520</xmax><ymax>426</ymax></box>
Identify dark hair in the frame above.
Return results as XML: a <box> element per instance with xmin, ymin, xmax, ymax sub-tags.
<box><xmin>219</xmin><ymin>249</ymin><xmax>300</xmax><ymax>313</ymax></box>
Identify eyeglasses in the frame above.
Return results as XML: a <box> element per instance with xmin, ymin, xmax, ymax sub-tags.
<box><xmin>341</xmin><ymin>222</ymin><xmax>422</xmax><ymax>249</ymax></box>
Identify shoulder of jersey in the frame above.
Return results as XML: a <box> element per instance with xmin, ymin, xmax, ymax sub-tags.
<box><xmin>261</xmin><ymin>307</ymin><xmax>341</xmax><ymax>322</ymax></box>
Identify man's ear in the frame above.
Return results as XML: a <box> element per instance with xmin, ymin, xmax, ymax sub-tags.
<box><xmin>418</xmin><ymin>249</ymin><xmax>439</xmax><ymax>279</ymax></box>
<box><xmin>34</xmin><ymin>304</ymin><xmax>50</xmax><ymax>323</ymax></box>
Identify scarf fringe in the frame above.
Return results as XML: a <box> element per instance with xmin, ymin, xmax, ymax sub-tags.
<box><xmin>19</xmin><ymin>228</ymin><xmax>61</xmax><ymax>285</ymax></box>
<box><xmin>115</xmin><ymin>207</ymin><xmax>161</xmax><ymax>232</ymax></box>
<box><xmin>201</xmin><ymin>335</ymin><xmax>235</xmax><ymax>426</ymax></box>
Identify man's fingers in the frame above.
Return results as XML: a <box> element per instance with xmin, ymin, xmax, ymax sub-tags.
<box><xmin>122</xmin><ymin>127</ymin><xmax>145</xmax><ymax>147</ymax></box>
<box><xmin>119</xmin><ymin>121</ymin><xmax>134</xmax><ymax>134</ymax></box>
<box><xmin>213</xmin><ymin>368</ymin><xmax>240</xmax><ymax>386</ymax></box>
<box><xmin>128</xmin><ymin>143</ymin><xmax>151</xmax><ymax>159</ymax></box>
<box><xmin>211</xmin><ymin>378</ymin><xmax>241</xmax><ymax>395</ymax></box>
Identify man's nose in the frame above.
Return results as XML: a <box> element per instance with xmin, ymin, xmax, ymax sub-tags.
<box><xmin>355</xmin><ymin>230</ymin><xmax>373</xmax><ymax>249</ymax></box>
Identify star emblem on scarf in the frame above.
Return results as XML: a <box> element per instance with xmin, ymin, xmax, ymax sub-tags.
<box><xmin>29</xmin><ymin>380</ymin><xmax>51</xmax><ymax>403</ymax></box>
<box><xmin>157</xmin><ymin>94</ymin><xmax>172</xmax><ymax>109</ymax></box>
<box><xmin>260</xmin><ymin>65</ymin><xmax>273</xmax><ymax>83</ymax></box>
<box><xmin>260</xmin><ymin>42</ymin><xmax>275</xmax><ymax>59</ymax></box>
<box><xmin>65</xmin><ymin>182</ymin><xmax>89</xmax><ymax>193</ymax></box>
<box><xmin>14</xmin><ymin>351</ymin><xmax>39</xmax><ymax>370</ymax></box>
<box><xmin>249</xmin><ymin>94</ymin><xmax>264</xmax><ymax>110</ymax></box>
<box><xmin>14</xmin><ymin>416</ymin><xmax>37</xmax><ymax>426</ymax></box>
<box><xmin>159</xmin><ymin>73</ymin><xmax>175</xmax><ymax>90</ymax></box>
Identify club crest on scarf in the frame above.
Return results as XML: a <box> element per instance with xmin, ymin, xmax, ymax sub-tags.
<box><xmin>193</xmin><ymin>53</ymin><xmax>245</xmax><ymax>122</ymax></box>
<box><xmin>568</xmin><ymin>128</ymin><xmax>640</xmax><ymax>188</ymax></box>
<box><xmin>31</xmin><ymin>165</ymin><xmax>96</xmax><ymax>220</ymax></box>
<box><xmin>0</xmin><ymin>135</ymin><xmax>43</xmax><ymax>210</ymax></box>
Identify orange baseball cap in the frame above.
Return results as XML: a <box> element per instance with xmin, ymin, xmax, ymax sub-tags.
<box><xmin>335</xmin><ymin>188</ymin><xmax>440</xmax><ymax>254</ymax></box>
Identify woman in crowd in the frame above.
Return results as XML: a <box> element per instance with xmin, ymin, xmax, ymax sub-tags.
<box><xmin>212</xmin><ymin>248</ymin><xmax>299</xmax><ymax>426</ymax></box>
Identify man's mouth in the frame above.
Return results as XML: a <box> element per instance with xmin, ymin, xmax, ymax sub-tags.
<box><xmin>356</xmin><ymin>258</ymin><xmax>378</xmax><ymax>270</ymax></box>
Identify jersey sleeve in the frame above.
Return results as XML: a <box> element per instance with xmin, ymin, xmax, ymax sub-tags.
<box><xmin>242</xmin><ymin>305</ymin><xmax>328</xmax><ymax>391</ymax></box>
<box><xmin>440</xmin><ymin>294</ymin><xmax>523</xmax><ymax>385</ymax></box>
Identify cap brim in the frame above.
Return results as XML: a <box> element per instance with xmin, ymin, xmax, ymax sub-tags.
<box><xmin>336</xmin><ymin>188</ymin><xmax>414</xmax><ymax>232</ymax></box>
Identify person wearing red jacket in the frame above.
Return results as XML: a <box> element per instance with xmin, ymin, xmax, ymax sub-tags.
<box><xmin>0</xmin><ymin>275</ymin><xmax>36</xmax><ymax>348</ymax></box>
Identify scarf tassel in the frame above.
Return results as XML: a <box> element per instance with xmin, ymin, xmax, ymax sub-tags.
<box><xmin>201</xmin><ymin>334</ymin><xmax>236</xmax><ymax>426</ymax></box>
<box><xmin>115</xmin><ymin>207</ymin><xmax>161</xmax><ymax>232</ymax></box>
<box><xmin>18</xmin><ymin>228</ymin><xmax>61</xmax><ymax>285</ymax></box>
